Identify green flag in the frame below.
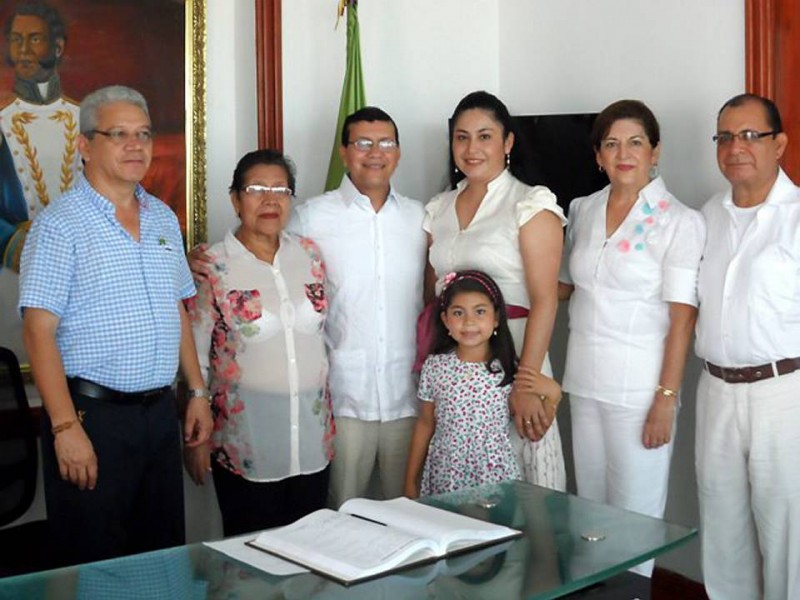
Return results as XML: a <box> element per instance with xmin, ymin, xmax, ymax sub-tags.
<box><xmin>324</xmin><ymin>1</ymin><xmax>367</xmax><ymax>191</ymax></box>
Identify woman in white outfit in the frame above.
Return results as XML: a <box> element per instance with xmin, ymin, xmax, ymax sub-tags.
<box><xmin>559</xmin><ymin>100</ymin><xmax>705</xmax><ymax>575</ymax></box>
<box><xmin>423</xmin><ymin>91</ymin><xmax>566</xmax><ymax>490</ymax></box>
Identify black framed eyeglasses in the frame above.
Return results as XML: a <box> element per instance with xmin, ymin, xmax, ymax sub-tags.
<box><xmin>712</xmin><ymin>130</ymin><xmax>780</xmax><ymax>145</ymax></box>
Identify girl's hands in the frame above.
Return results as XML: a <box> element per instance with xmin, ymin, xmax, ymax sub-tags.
<box><xmin>403</xmin><ymin>481</ymin><xmax>420</xmax><ymax>499</ymax></box>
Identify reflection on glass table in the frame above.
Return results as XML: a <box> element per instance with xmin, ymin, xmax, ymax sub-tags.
<box><xmin>0</xmin><ymin>480</ymin><xmax>696</xmax><ymax>600</ymax></box>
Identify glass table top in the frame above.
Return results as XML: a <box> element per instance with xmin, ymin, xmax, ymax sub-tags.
<box><xmin>0</xmin><ymin>480</ymin><xmax>696</xmax><ymax>599</ymax></box>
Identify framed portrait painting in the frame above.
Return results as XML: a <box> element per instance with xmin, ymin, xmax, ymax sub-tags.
<box><xmin>0</xmin><ymin>0</ymin><xmax>206</xmax><ymax>368</ymax></box>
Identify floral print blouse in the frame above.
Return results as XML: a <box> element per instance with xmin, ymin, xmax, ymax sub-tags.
<box><xmin>187</xmin><ymin>230</ymin><xmax>334</xmax><ymax>481</ymax></box>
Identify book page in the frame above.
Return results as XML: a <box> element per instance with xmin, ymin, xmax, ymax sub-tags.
<box><xmin>340</xmin><ymin>497</ymin><xmax>519</xmax><ymax>553</ymax></box>
<box><xmin>251</xmin><ymin>509</ymin><xmax>439</xmax><ymax>582</ymax></box>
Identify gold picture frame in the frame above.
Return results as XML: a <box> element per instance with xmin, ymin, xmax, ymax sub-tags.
<box><xmin>0</xmin><ymin>0</ymin><xmax>207</xmax><ymax>372</ymax></box>
<box><xmin>187</xmin><ymin>0</ymin><xmax>207</xmax><ymax>247</ymax></box>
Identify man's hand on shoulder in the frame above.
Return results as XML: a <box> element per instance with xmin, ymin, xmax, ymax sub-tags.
<box><xmin>187</xmin><ymin>243</ymin><xmax>213</xmax><ymax>280</ymax></box>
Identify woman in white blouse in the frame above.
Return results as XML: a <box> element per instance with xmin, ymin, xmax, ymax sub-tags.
<box><xmin>558</xmin><ymin>100</ymin><xmax>705</xmax><ymax>575</ymax></box>
<box><xmin>184</xmin><ymin>150</ymin><xmax>333</xmax><ymax>535</ymax></box>
<box><xmin>424</xmin><ymin>91</ymin><xmax>566</xmax><ymax>490</ymax></box>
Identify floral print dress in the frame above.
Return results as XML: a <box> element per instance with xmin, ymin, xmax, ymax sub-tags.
<box><xmin>419</xmin><ymin>352</ymin><xmax>520</xmax><ymax>495</ymax></box>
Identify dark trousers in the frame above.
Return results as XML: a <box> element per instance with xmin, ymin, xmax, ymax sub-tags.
<box><xmin>212</xmin><ymin>461</ymin><xmax>329</xmax><ymax>536</ymax></box>
<box><xmin>41</xmin><ymin>388</ymin><xmax>185</xmax><ymax>566</ymax></box>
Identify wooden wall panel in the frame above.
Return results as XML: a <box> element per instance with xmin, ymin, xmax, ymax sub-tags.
<box><xmin>256</xmin><ymin>0</ymin><xmax>283</xmax><ymax>150</ymax></box>
<box><xmin>746</xmin><ymin>0</ymin><xmax>800</xmax><ymax>180</ymax></box>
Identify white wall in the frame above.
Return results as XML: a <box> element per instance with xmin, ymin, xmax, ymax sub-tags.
<box><xmin>283</xmin><ymin>0</ymin><xmax>500</xmax><ymax>203</ymax></box>
<box><xmin>499</xmin><ymin>0</ymin><xmax>742</xmax><ymax>208</ymax></box>
<box><xmin>205</xmin><ymin>0</ymin><xmax>259</xmax><ymax>243</ymax></box>
<box><xmin>498</xmin><ymin>0</ymin><xmax>745</xmax><ymax>582</ymax></box>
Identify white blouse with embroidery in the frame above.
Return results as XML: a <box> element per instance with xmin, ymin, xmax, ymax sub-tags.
<box><xmin>188</xmin><ymin>230</ymin><xmax>333</xmax><ymax>482</ymax></box>
<box><xmin>559</xmin><ymin>177</ymin><xmax>706</xmax><ymax>406</ymax></box>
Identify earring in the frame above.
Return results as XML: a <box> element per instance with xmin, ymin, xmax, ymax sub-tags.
<box><xmin>493</xmin><ymin>329</ymin><xmax>498</xmax><ymax>336</ymax></box>
<box><xmin>649</xmin><ymin>164</ymin><xmax>659</xmax><ymax>179</ymax></box>
<box><xmin>505</xmin><ymin>154</ymin><xmax>510</xmax><ymax>169</ymax></box>
<box><xmin>598</xmin><ymin>165</ymin><xmax>604</xmax><ymax>173</ymax></box>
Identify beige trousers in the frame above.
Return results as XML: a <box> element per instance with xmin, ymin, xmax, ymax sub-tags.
<box><xmin>329</xmin><ymin>416</ymin><xmax>415</xmax><ymax>508</ymax></box>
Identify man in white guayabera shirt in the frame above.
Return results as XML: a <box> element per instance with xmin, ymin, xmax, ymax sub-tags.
<box><xmin>288</xmin><ymin>107</ymin><xmax>426</xmax><ymax>508</ymax></box>
<box><xmin>695</xmin><ymin>93</ymin><xmax>800</xmax><ymax>600</ymax></box>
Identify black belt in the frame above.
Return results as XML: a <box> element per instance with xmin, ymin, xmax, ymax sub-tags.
<box><xmin>67</xmin><ymin>377</ymin><xmax>171</xmax><ymax>405</ymax></box>
<box><xmin>704</xmin><ymin>357</ymin><xmax>800</xmax><ymax>384</ymax></box>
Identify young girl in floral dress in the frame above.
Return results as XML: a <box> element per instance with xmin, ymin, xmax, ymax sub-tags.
<box><xmin>404</xmin><ymin>270</ymin><xmax>560</xmax><ymax>497</ymax></box>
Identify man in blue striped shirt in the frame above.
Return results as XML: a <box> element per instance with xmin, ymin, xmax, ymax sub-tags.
<box><xmin>19</xmin><ymin>85</ymin><xmax>212</xmax><ymax>565</ymax></box>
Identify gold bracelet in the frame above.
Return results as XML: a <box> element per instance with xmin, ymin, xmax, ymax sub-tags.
<box><xmin>51</xmin><ymin>420</ymin><xmax>77</xmax><ymax>436</ymax></box>
<box><xmin>656</xmin><ymin>385</ymin><xmax>678</xmax><ymax>398</ymax></box>
<box><xmin>540</xmin><ymin>394</ymin><xmax>562</xmax><ymax>407</ymax></box>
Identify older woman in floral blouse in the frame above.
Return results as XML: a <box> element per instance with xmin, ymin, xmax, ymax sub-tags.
<box><xmin>184</xmin><ymin>149</ymin><xmax>333</xmax><ymax>536</ymax></box>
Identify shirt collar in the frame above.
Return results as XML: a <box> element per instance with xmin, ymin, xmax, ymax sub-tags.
<box><xmin>638</xmin><ymin>176</ymin><xmax>667</xmax><ymax>210</ymax></box>
<box><xmin>722</xmin><ymin>168</ymin><xmax>796</xmax><ymax>209</ymax></box>
<box><xmin>455</xmin><ymin>168</ymin><xmax>513</xmax><ymax>193</ymax></box>
<box><xmin>77</xmin><ymin>175</ymin><xmax>150</xmax><ymax>215</ymax></box>
<box><xmin>224</xmin><ymin>228</ymin><xmax>289</xmax><ymax>259</ymax></box>
<box><xmin>13</xmin><ymin>73</ymin><xmax>61</xmax><ymax>105</ymax></box>
<box><xmin>338</xmin><ymin>173</ymin><xmax>399</xmax><ymax>208</ymax></box>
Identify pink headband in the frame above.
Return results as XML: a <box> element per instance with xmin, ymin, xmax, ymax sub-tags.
<box><xmin>440</xmin><ymin>271</ymin><xmax>498</xmax><ymax>306</ymax></box>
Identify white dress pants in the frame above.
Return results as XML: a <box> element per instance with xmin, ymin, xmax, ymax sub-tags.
<box><xmin>571</xmin><ymin>395</ymin><xmax>675</xmax><ymax>577</ymax></box>
<box><xmin>696</xmin><ymin>369</ymin><xmax>800</xmax><ymax>600</ymax></box>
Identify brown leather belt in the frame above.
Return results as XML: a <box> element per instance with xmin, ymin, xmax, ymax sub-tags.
<box><xmin>704</xmin><ymin>357</ymin><xmax>800</xmax><ymax>384</ymax></box>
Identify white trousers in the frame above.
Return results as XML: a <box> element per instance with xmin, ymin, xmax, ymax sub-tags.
<box><xmin>328</xmin><ymin>416</ymin><xmax>415</xmax><ymax>508</ymax></box>
<box><xmin>696</xmin><ymin>369</ymin><xmax>800</xmax><ymax>600</ymax></box>
<box><xmin>571</xmin><ymin>396</ymin><xmax>675</xmax><ymax>577</ymax></box>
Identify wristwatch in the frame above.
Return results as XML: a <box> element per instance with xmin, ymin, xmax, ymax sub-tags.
<box><xmin>186</xmin><ymin>388</ymin><xmax>211</xmax><ymax>404</ymax></box>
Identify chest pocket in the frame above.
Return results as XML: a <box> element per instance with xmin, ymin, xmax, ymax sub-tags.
<box><xmin>225</xmin><ymin>289</ymin><xmax>281</xmax><ymax>341</ymax></box>
<box><xmin>747</xmin><ymin>243</ymin><xmax>798</xmax><ymax>315</ymax></box>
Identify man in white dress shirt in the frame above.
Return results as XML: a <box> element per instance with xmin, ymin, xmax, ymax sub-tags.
<box><xmin>695</xmin><ymin>93</ymin><xmax>800</xmax><ymax>600</ymax></box>
<box><xmin>289</xmin><ymin>107</ymin><xmax>427</xmax><ymax>507</ymax></box>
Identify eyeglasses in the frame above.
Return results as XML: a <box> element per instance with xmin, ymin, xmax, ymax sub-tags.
<box><xmin>712</xmin><ymin>130</ymin><xmax>780</xmax><ymax>145</ymax></box>
<box><xmin>89</xmin><ymin>129</ymin><xmax>154</xmax><ymax>144</ymax></box>
<box><xmin>241</xmin><ymin>184</ymin><xmax>293</xmax><ymax>198</ymax></box>
<box><xmin>347</xmin><ymin>138</ymin><xmax>399</xmax><ymax>152</ymax></box>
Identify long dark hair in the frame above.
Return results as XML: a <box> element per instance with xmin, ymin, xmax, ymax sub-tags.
<box><xmin>448</xmin><ymin>90</ymin><xmax>541</xmax><ymax>189</ymax></box>
<box><xmin>431</xmin><ymin>270</ymin><xmax>518</xmax><ymax>386</ymax></box>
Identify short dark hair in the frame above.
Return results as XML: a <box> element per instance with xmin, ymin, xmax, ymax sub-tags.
<box><xmin>717</xmin><ymin>93</ymin><xmax>783</xmax><ymax>133</ymax></box>
<box><xmin>4</xmin><ymin>2</ymin><xmax>67</xmax><ymax>70</ymax></box>
<box><xmin>590</xmin><ymin>99</ymin><xmax>660</xmax><ymax>151</ymax></box>
<box><xmin>448</xmin><ymin>90</ymin><xmax>541</xmax><ymax>188</ymax></box>
<box><xmin>229</xmin><ymin>149</ymin><xmax>297</xmax><ymax>195</ymax></box>
<box><xmin>340</xmin><ymin>106</ymin><xmax>399</xmax><ymax>147</ymax></box>
<box><xmin>431</xmin><ymin>270</ymin><xmax>518</xmax><ymax>387</ymax></box>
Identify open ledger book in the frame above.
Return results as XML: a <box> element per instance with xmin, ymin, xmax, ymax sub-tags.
<box><xmin>246</xmin><ymin>496</ymin><xmax>522</xmax><ymax>586</ymax></box>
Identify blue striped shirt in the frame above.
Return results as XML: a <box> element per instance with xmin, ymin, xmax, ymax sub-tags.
<box><xmin>19</xmin><ymin>176</ymin><xmax>195</xmax><ymax>391</ymax></box>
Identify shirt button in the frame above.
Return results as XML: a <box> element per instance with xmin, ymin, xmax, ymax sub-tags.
<box><xmin>290</xmin><ymin>357</ymin><xmax>296</xmax><ymax>363</ymax></box>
